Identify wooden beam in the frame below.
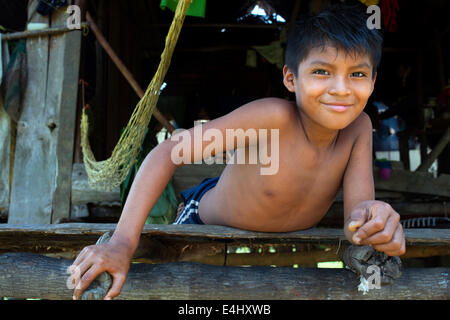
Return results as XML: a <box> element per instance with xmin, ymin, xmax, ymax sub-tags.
<box><xmin>0</xmin><ymin>24</ymin><xmax>88</xmax><ymax>41</ymax></box>
<box><xmin>85</xmin><ymin>11</ymin><xmax>175</xmax><ymax>133</ymax></box>
<box><xmin>0</xmin><ymin>35</ymin><xmax>10</xmax><ymax>209</ymax></box>
<box><xmin>71</xmin><ymin>163</ymin><xmax>120</xmax><ymax>205</ymax></box>
<box><xmin>0</xmin><ymin>253</ymin><xmax>448</xmax><ymax>300</ymax></box>
<box><xmin>416</xmin><ymin>127</ymin><xmax>450</xmax><ymax>172</ymax></box>
<box><xmin>48</xmin><ymin>8</ymin><xmax>82</xmax><ymax>223</ymax></box>
<box><xmin>374</xmin><ymin>167</ymin><xmax>450</xmax><ymax>197</ymax></box>
<box><xmin>8</xmin><ymin>3</ymin><xmax>82</xmax><ymax>224</ymax></box>
<box><xmin>0</xmin><ymin>224</ymin><xmax>448</xmax><ymax>256</ymax></box>
<box><xmin>1</xmin><ymin>223</ymin><xmax>448</xmax><ymax>244</ymax></box>
<box><xmin>8</xmin><ymin>0</ymin><xmax>52</xmax><ymax>224</ymax></box>
<box><xmin>0</xmin><ymin>224</ymin><xmax>448</xmax><ymax>270</ymax></box>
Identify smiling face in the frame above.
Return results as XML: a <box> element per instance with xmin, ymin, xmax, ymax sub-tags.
<box><xmin>283</xmin><ymin>46</ymin><xmax>376</xmax><ymax>131</ymax></box>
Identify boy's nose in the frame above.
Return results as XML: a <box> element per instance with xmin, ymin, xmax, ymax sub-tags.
<box><xmin>328</xmin><ymin>76</ymin><xmax>351</xmax><ymax>96</ymax></box>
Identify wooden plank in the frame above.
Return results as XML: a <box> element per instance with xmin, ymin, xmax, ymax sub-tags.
<box><xmin>416</xmin><ymin>127</ymin><xmax>450</xmax><ymax>172</ymax></box>
<box><xmin>8</xmin><ymin>3</ymin><xmax>82</xmax><ymax>224</ymax></box>
<box><xmin>0</xmin><ymin>253</ymin><xmax>448</xmax><ymax>300</ymax></box>
<box><xmin>48</xmin><ymin>8</ymin><xmax>82</xmax><ymax>223</ymax></box>
<box><xmin>374</xmin><ymin>168</ymin><xmax>450</xmax><ymax>197</ymax></box>
<box><xmin>136</xmin><ymin>242</ymin><xmax>450</xmax><ymax>267</ymax></box>
<box><xmin>0</xmin><ymin>223</ymin><xmax>448</xmax><ymax>245</ymax></box>
<box><xmin>0</xmin><ymin>36</ymin><xmax>10</xmax><ymax>209</ymax></box>
<box><xmin>8</xmin><ymin>0</ymin><xmax>51</xmax><ymax>224</ymax></box>
<box><xmin>70</xmin><ymin>163</ymin><xmax>227</xmax><ymax>205</ymax></box>
<box><xmin>105</xmin><ymin>0</ymin><xmax>122</xmax><ymax>157</ymax></box>
<box><xmin>0</xmin><ymin>103</ymin><xmax>10</xmax><ymax>209</ymax></box>
<box><xmin>0</xmin><ymin>24</ymin><xmax>87</xmax><ymax>41</ymax></box>
<box><xmin>71</xmin><ymin>163</ymin><xmax>120</xmax><ymax>204</ymax></box>
<box><xmin>0</xmin><ymin>224</ymin><xmax>448</xmax><ymax>267</ymax></box>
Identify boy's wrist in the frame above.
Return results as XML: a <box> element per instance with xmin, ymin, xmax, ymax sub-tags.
<box><xmin>109</xmin><ymin>233</ymin><xmax>138</xmax><ymax>258</ymax></box>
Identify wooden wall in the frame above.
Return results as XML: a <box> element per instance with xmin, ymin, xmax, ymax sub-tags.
<box><xmin>7</xmin><ymin>0</ymin><xmax>81</xmax><ymax>224</ymax></box>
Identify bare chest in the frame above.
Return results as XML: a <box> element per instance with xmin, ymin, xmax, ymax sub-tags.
<box><xmin>259</xmin><ymin>131</ymin><xmax>353</xmax><ymax>203</ymax></box>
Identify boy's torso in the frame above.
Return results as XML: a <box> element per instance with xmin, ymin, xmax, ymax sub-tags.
<box><xmin>198</xmin><ymin>100</ymin><xmax>363</xmax><ymax>232</ymax></box>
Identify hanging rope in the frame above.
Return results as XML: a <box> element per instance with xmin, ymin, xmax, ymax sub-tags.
<box><xmin>81</xmin><ymin>0</ymin><xmax>192</xmax><ymax>191</ymax></box>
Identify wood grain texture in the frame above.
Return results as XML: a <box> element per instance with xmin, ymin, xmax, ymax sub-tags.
<box><xmin>0</xmin><ymin>224</ymin><xmax>448</xmax><ymax>267</ymax></box>
<box><xmin>0</xmin><ymin>223</ymin><xmax>448</xmax><ymax>243</ymax></box>
<box><xmin>0</xmin><ymin>96</ymin><xmax>10</xmax><ymax>209</ymax></box>
<box><xmin>0</xmin><ymin>252</ymin><xmax>448</xmax><ymax>300</ymax></box>
<box><xmin>8</xmin><ymin>0</ymin><xmax>52</xmax><ymax>224</ymax></box>
<box><xmin>48</xmin><ymin>8</ymin><xmax>81</xmax><ymax>223</ymax></box>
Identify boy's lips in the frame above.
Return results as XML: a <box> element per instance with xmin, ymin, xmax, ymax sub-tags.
<box><xmin>322</xmin><ymin>102</ymin><xmax>353</xmax><ymax>112</ymax></box>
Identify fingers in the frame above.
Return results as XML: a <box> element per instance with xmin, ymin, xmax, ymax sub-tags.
<box><xmin>104</xmin><ymin>274</ymin><xmax>127</xmax><ymax>300</ymax></box>
<box><xmin>70</xmin><ymin>243</ymin><xmax>131</xmax><ymax>300</ymax></box>
<box><xmin>68</xmin><ymin>259</ymin><xmax>93</xmax><ymax>291</ymax></box>
<box><xmin>73</xmin><ymin>264</ymin><xmax>105</xmax><ymax>300</ymax></box>
<box><xmin>359</xmin><ymin>212</ymin><xmax>400</xmax><ymax>245</ymax></box>
<box><xmin>71</xmin><ymin>246</ymin><xmax>90</xmax><ymax>268</ymax></box>
<box><xmin>353</xmin><ymin>203</ymin><xmax>392</xmax><ymax>244</ymax></box>
<box><xmin>70</xmin><ymin>245</ymin><xmax>105</xmax><ymax>300</ymax></box>
<box><xmin>68</xmin><ymin>246</ymin><xmax>92</xmax><ymax>292</ymax></box>
<box><xmin>373</xmin><ymin>224</ymin><xmax>406</xmax><ymax>256</ymax></box>
<box><xmin>348</xmin><ymin>201</ymin><xmax>406</xmax><ymax>257</ymax></box>
<box><xmin>348</xmin><ymin>207</ymin><xmax>369</xmax><ymax>232</ymax></box>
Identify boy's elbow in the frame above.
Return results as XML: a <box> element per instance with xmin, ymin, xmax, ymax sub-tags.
<box><xmin>156</xmin><ymin>139</ymin><xmax>187</xmax><ymax>169</ymax></box>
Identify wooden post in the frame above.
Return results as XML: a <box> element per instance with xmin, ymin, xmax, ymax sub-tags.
<box><xmin>416</xmin><ymin>127</ymin><xmax>450</xmax><ymax>172</ymax></box>
<box><xmin>0</xmin><ymin>104</ymin><xmax>10</xmax><ymax>210</ymax></box>
<box><xmin>0</xmin><ymin>252</ymin><xmax>448</xmax><ymax>300</ymax></box>
<box><xmin>8</xmin><ymin>1</ymin><xmax>81</xmax><ymax>223</ymax></box>
<box><xmin>48</xmin><ymin>8</ymin><xmax>82</xmax><ymax>223</ymax></box>
<box><xmin>0</xmin><ymin>35</ymin><xmax>10</xmax><ymax>210</ymax></box>
<box><xmin>8</xmin><ymin>0</ymin><xmax>51</xmax><ymax>224</ymax></box>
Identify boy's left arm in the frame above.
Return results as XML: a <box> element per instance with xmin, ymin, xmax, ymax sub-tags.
<box><xmin>342</xmin><ymin>113</ymin><xmax>405</xmax><ymax>256</ymax></box>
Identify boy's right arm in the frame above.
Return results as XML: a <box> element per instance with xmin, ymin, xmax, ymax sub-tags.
<box><xmin>70</xmin><ymin>98</ymin><xmax>292</xmax><ymax>300</ymax></box>
<box><xmin>71</xmin><ymin>140</ymin><xmax>179</xmax><ymax>300</ymax></box>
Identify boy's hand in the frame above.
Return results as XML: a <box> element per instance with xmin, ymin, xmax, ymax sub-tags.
<box><xmin>346</xmin><ymin>200</ymin><xmax>406</xmax><ymax>256</ymax></box>
<box><xmin>69</xmin><ymin>240</ymin><xmax>132</xmax><ymax>300</ymax></box>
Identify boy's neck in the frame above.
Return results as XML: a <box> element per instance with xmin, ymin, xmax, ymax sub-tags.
<box><xmin>297</xmin><ymin>109</ymin><xmax>340</xmax><ymax>152</ymax></box>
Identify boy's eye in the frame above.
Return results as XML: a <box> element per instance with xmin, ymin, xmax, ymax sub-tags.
<box><xmin>312</xmin><ymin>69</ymin><xmax>330</xmax><ymax>75</ymax></box>
<box><xmin>351</xmin><ymin>72</ymin><xmax>366</xmax><ymax>78</ymax></box>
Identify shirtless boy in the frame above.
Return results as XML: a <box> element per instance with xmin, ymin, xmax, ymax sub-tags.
<box><xmin>70</xmin><ymin>4</ymin><xmax>406</xmax><ymax>300</ymax></box>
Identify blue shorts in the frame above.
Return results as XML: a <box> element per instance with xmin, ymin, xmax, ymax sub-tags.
<box><xmin>173</xmin><ymin>176</ymin><xmax>219</xmax><ymax>225</ymax></box>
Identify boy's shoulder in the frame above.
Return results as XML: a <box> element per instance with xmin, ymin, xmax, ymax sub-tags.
<box><xmin>251</xmin><ymin>97</ymin><xmax>295</xmax><ymax>112</ymax></box>
<box><xmin>344</xmin><ymin>111</ymin><xmax>372</xmax><ymax>138</ymax></box>
<box><xmin>227</xmin><ymin>97</ymin><xmax>297</xmax><ymax>131</ymax></box>
<box><xmin>250</xmin><ymin>97</ymin><xmax>297</xmax><ymax>123</ymax></box>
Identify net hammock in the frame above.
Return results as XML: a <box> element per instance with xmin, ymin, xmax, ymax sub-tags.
<box><xmin>81</xmin><ymin>0</ymin><xmax>192</xmax><ymax>191</ymax></box>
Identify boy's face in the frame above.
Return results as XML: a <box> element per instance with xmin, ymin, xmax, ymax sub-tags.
<box><xmin>283</xmin><ymin>46</ymin><xmax>376</xmax><ymax>130</ymax></box>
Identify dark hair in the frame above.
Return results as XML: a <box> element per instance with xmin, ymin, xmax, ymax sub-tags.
<box><xmin>285</xmin><ymin>3</ymin><xmax>383</xmax><ymax>78</ymax></box>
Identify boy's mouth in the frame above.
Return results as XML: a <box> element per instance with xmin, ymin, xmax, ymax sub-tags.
<box><xmin>321</xmin><ymin>102</ymin><xmax>353</xmax><ymax>112</ymax></box>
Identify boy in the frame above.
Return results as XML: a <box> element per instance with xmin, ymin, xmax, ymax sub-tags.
<box><xmin>70</xmin><ymin>4</ymin><xmax>405</xmax><ymax>300</ymax></box>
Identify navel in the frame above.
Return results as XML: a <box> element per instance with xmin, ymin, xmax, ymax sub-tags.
<box><xmin>263</xmin><ymin>189</ymin><xmax>275</xmax><ymax>197</ymax></box>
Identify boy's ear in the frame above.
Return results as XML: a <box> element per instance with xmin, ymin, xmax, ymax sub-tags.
<box><xmin>370</xmin><ymin>71</ymin><xmax>377</xmax><ymax>95</ymax></box>
<box><xmin>283</xmin><ymin>65</ymin><xmax>296</xmax><ymax>93</ymax></box>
